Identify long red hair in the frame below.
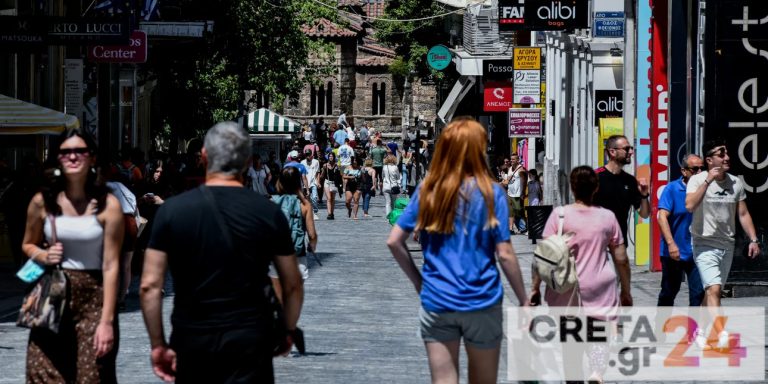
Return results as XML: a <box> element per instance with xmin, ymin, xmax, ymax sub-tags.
<box><xmin>416</xmin><ymin>117</ymin><xmax>498</xmax><ymax>234</ymax></box>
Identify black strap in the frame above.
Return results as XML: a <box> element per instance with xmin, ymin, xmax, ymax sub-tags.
<box><xmin>199</xmin><ymin>186</ymin><xmax>234</xmax><ymax>252</ymax></box>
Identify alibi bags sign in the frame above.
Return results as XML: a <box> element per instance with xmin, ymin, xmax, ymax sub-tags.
<box><xmin>499</xmin><ymin>0</ymin><xmax>589</xmax><ymax>31</ymax></box>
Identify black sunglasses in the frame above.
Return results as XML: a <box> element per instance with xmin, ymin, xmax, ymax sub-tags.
<box><xmin>686</xmin><ymin>166</ymin><xmax>705</xmax><ymax>173</ymax></box>
<box><xmin>612</xmin><ymin>146</ymin><xmax>634</xmax><ymax>152</ymax></box>
<box><xmin>706</xmin><ymin>147</ymin><xmax>728</xmax><ymax>158</ymax></box>
<box><xmin>58</xmin><ymin>147</ymin><xmax>91</xmax><ymax>156</ymax></box>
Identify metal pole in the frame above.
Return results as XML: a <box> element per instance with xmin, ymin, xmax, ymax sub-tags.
<box><xmin>623</xmin><ymin>0</ymin><xmax>636</xmax><ymax>171</ymax></box>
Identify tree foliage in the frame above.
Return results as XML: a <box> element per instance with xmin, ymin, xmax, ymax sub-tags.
<box><xmin>374</xmin><ymin>0</ymin><xmax>450</xmax><ymax>79</ymax></box>
<box><xmin>150</xmin><ymin>0</ymin><xmax>337</xmax><ymax>147</ymax></box>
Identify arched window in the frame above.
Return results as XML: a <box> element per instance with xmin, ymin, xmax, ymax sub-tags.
<box><xmin>325</xmin><ymin>82</ymin><xmax>333</xmax><ymax>115</ymax></box>
<box><xmin>372</xmin><ymin>82</ymin><xmax>386</xmax><ymax>115</ymax></box>
<box><xmin>371</xmin><ymin>83</ymin><xmax>378</xmax><ymax>115</ymax></box>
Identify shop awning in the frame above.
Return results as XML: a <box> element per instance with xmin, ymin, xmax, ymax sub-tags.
<box><xmin>0</xmin><ymin>94</ymin><xmax>80</xmax><ymax>135</ymax></box>
<box><xmin>239</xmin><ymin>108</ymin><xmax>300</xmax><ymax>134</ymax></box>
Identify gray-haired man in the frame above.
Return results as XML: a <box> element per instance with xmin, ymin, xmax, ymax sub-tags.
<box><xmin>140</xmin><ymin>122</ymin><xmax>303</xmax><ymax>383</ymax></box>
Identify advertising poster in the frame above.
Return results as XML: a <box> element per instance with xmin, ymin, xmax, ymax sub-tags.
<box><xmin>635</xmin><ymin>0</ymin><xmax>653</xmax><ymax>267</ymax></box>
<box><xmin>513</xmin><ymin>70</ymin><xmax>541</xmax><ymax>104</ymax></box>
<box><xmin>509</xmin><ymin>108</ymin><xmax>542</xmax><ymax>137</ymax></box>
<box><xmin>484</xmin><ymin>81</ymin><xmax>513</xmax><ymax>112</ymax></box>
<box><xmin>598</xmin><ymin>118</ymin><xmax>624</xmax><ymax>167</ymax></box>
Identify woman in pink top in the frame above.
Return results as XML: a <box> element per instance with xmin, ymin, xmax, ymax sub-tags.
<box><xmin>529</xmin><ymin>166</ymin><xmax>631</xmax><ymax>383</ymax></box>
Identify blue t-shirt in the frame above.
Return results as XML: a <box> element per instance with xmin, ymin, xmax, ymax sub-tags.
<box><xmin>333</xmin><ymin>129</ymin><xmax>347</xmax><ymax>146</ymax></box>
<box><xmin>396</xmin><ymin>181</ymin><xmax>510</xmax><ymax>312</ymax></box>
<box><xmin>658</xmin><ymin>177</ymin><xmax>693</xmax><ymax>261</ymax></box>
<box><xmin>283</xmin><ymin>161</ymin><xmax>307</xmax><ymax>175</ymax></box>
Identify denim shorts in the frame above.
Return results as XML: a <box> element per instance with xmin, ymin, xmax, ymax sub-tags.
<box><xmin>419</xmin><ymin>303</ymin><xmax>503</xmax><ymax>349</ymax></box>
<box><xmin>693</xmin><ymin>245</ymin><xmax>734</xmax><ymax>288</ymax></box>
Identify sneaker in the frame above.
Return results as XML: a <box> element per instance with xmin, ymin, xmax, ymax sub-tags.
<box><xmin>717</xmin><ymin>330</ymin><xmax>729</xmax><ymax>349</ymax></box>
<box><xmin>313</xmin><ymin>213</ymin><xmax>319</xmax><ymax>220</ymax></box>
<box><xmin>327</xmin><ymin>213</ymin><xmax>334</xmax><ymax>220</ymax></box>
<box><xmin>694</xmin><ymin>328</ymin><xmax>708</xmax><ymax>349</ymax></box>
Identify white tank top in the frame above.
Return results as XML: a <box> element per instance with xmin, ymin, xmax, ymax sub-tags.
<box><xmin>44</xmin><ymin>215</ymin><xmax>104</xmax><ymax>270</ymax></box>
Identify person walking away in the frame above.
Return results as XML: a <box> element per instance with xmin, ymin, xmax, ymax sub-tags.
<box><xmin>685</xmin><ymin>139</ymin><xmax>761</xmax><ymax>349</ymax></box>
<box><xmin>594</xmin><ymin>135</ymin><xmax>651</xmax><ymax>245</ymax></box>
<box><xmin>22</xmin><ymin>128</ymin><xmax>123</xmax><ymax>383</ymax></box>
<box><xmin>387</xmin><ymin>117</ymin><xmax>528</xmax><ymax>384</ymax></box>
<box><xmin>370</xmin><ymin>139</ymin><xmax>387</xmax><ymax>193</ymax></box>
<box><xmin>406</xmin><ymin>159</ymin><xmax>424</xmax><ymax>198</ymax></box>
<box><xmin>360</xmin><ymin>158</ymin><xmax>377</xmax><ymax>218</ymax></box>
<box><xmin>346</xmin><ymin>125</ymin><xmax>357</xmax><ymax>148</ymax></box>
<box><xmin>117</xmin><ymin>150</ymin><xmax>143</xmax><ymax>190</ymax></box>
<box><xmin>247</xmin><ymin>154</ymin><xmax>271</xmax><ymax>197</ymax></box>
<box><xmin>657</xmin><ymin>154</ymin><xmax>705</xmax><ymax>307</ymax></box>
<box><xmin>343</xmin><ymin>158</ymin><xmax>363</xmax><ymax>219</ymax></box>
<box><xmin>382</xmin><ymin>154</ymin><xmax>401</xmax><ymax>217</ymax></box>
<box><xmin>502</xmin><ymin>153</ymin><xmax>527</xmax><ymax>234</ymax></box>
<box><xmin>358</xmin><ymin>123</ymin><xmax>370</xmax><ymax>147</ymax></box>
<box><xmin>105</xmin><ymin>175</ymin><xmax>140</xmax><ymax>309</ymax></box>
<box><xmin>271</xmin><ymin>167</ymin><xmax>317</xmax><ymax>285</ymax></box>
<box><xmin>529</xmin><ymin>166</ymin><xmax>632</xmax><ymax>383</ymax></box>
<box><xmin>527</xmin><ymin>169</ymin><xmax>542</xmax><ymax>206</ymax></box>
<box><xmin>300</xmin><ymin>149</ymin><xmax>321</xmax><ymax>219</ymax></box>
<box><xmin>320</xmin><ymin>152</ymin><xmax>342</xmax><ymax>220</ymax></box>
<box><xmin>332</xmin><ymin>122</ymin><xmax>347</xmax><ymax>147</ymax></box>
<box><xmin>283</xmin><ymin>150</ymin><xmax>310</xmax><ymax>193</ymax></box>
<box><xmin>338</xmin><ymin>138</ymin><xmax>355</xmax><ymax>188</ymax></box>
<box><xmin>401</xmin><ymin>144</ymin><xmax>413</xmax><ymax>192</ymax></box>
<box><xmin>140</xmin><ymin>122</ymin><xmax>303</xmax><ymax>383</ymax></box>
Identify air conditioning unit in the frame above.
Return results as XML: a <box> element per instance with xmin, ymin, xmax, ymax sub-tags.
<box><xmin>462</xmin><ymin>5</ymin><xmax>514</xmax><ymax>56</ymax></box>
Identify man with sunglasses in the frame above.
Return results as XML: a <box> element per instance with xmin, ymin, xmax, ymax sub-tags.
<box><xmin>685</xmin><ymin>139</ymin><xmax>760</xmax><ymax>348</ymax></box>
<box><xmin>657</xmin><ymin>154</ymin><xmax>705</xmax><ymax>307</ymax></box>
<box><xmin>595</xmin><ymin>135</ymin><xmax>651</xmax><ymax>246</ymax></box>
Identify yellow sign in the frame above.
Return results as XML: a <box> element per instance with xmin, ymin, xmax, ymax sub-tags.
<box><xmin>513</xmin><ymin>47</ymin><xmax>541</xmax><ymax>70</ymax></box>
<box><xmin>598</xmin><ymin>117</ymin><xmax>624</xmax><ymax>166</ymax></box>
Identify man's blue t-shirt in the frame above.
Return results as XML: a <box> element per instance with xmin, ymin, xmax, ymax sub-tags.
<box><xmin>658</xmin><ymin>177</ymin><xmax>693</xmax><ymax>261</ymax></box>
<box><xmin>396</xmin><ymin>182</ymin><xmax>510</xmax><ymax>312</ymax></box>
<box><xmin>283</xmin><ymin>161</ymin><xmax>307</xmax><ymax>175</ymax></box>
<box><xmin>333</xmin><ymin>129</ymin><xmax>347</xmax><ymax>146</ymax></box>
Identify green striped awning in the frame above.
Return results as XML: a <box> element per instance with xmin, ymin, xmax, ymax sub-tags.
<box><xmin>243</xmin><ymin>108</ymin><xmax>300</xmax><ymax>133</ymax></box>
<box><xmin>0</xmin><ymin>94</ymin><xmax>79</xmax><ymax>135</ymax></box>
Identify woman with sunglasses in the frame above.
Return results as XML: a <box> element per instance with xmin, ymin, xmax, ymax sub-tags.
<box><xmin>21</xmin><ymin>129</ymin><xmax>124</xmax><ymax>382</ymax></box>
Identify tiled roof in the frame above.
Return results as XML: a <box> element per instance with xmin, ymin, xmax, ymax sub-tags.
<box><xmin>363</xmin><ymin>1</ymin><xmax>387</xmax><ymax>18</ymax></box>
<box><xmin>338</xmin><ymin>0</ymin><xmax>365</xmax><ymax>6</ymax></box>
<box><xmin>357</xmin><ymin>56</ymin><xmax>394</xmax><ymax>66</ymax></box>
<box><xmin>302</xmin><ymin>18</ymin><xmax>357</xmax><ymax>38</ymax></box>
<box><xmin>360</xmin><ymin>42</ymin><xmax>396</xmax><ymax>57</ymax></box>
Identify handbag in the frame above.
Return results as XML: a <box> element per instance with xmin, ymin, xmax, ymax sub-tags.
<box><xmin>200</xmin><ymin>186</ymin><xmax>290</xmax><ymax>354</ymax></box>
<box><xmin>17</xmin><ymin>215</ymin><xmax>68</xmax><ymax>333</ymax></box>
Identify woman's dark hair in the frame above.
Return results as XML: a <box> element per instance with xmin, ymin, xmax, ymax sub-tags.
<box><xmin>529</xmin><ymin>168</ymin><xmax>539</xmax><ymax>182</ymax></box>
<box><xmin>42</xmin><ymin>128</ymin><xmax>108</xmax><ymax>215</ymax></box>
<box><xmin>569</xmin><ymin>166</ymin><xmax>599</xmax><ymax>205</ymax></box>
<box><xmin>276</xmin><ymin>166</ymin><xmax>302</xmax><ymax>195</ymax></box>
<box><xmin>145</xmin><ymin>159</ymin><xmax>164</xmax><ymax>183</ymax></box>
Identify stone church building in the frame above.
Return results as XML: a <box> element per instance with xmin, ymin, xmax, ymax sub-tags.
<box><xmin>278</xmin><ymin>1</ymin><xmax>438</xmax><ymax>133</ymax></box>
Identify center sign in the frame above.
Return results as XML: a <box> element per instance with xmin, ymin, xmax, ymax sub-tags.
<box><xmin>88</xmin><ymin>31</ymin><xmax>147</xmax><ymax>63</ymax></box>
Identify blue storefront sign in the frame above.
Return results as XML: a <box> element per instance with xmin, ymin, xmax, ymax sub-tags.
<box><xmin>593</xmin><ymin>12</ymin><xmax>625</xmax><ymax>38</ymax></box>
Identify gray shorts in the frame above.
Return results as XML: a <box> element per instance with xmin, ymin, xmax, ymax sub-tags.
<box><xmin>419</xmin><ymin>303</ymin><xmax>503</xmax><ymax>349</ymax></box>
<box><xmin>693</xmin><ymin>245</ymin><xmax>734</xmax><ymax>288</ymax></box>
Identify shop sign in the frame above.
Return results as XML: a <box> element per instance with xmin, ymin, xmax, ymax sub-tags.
<box><xmin>593</xmin><ymin>11</ymin><xmax>625</xmax><ymax>38</ymax></box>
<box><xmin>508</xmin><ymin>108</ymin><xmax>542</xmax><ymax>137</ymax></box>
<box><xmin>0</xmin><ymin>16</ymin><xmax>129</xmax><ymax>46</ymax></box>
<box><xmin>483</xmin><ymin>60</ymin><xmax>514</xmax><ymax>79</ymax></box>
<box><xmin>513</xmin><ymin>70</ymin><xmax>541</xmax><ymax>103</ymax></box>
<box><xmin>88</xmin><ymin>31</ymin><xmax>147</xmax><ymax>63</ymax></box>
<box><xmin>514</xmin><ymin>47</ymin><xmax>541</xmax><ymax>70</ymax></box>
<box><xmin>499</xmin><ymin>0</ymin><xmax>526</xmax><ymax>30</ymax></box>
<box><xmin>427</xmin><ymin>45</ymin><xmax>452</xmax><ymax>71</ymax></box>
<box><xmin>594</xmin><ymin>90</ymin><xmax>623</xmax><ymax>121</ymax></box>
<box><xmin>523</xmin><ymin>0</ymin><xmax>589</xmax><ymax>31</ymax></box>
<box><xmin>64</xmin><ymin>59</ymin><xmax>83</xmax><ymax>121</ymax></box>
<box><xmin>483</xmin><ymin>81</ymin><xmax>513</xmax><ymax>112</ymax></box>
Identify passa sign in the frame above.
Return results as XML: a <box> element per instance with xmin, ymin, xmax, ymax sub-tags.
<box><xmin>483</xmin><ymin>60</ymin><xmax>514</xmax><ymax>79</ymax></box>
<box><xmin>483</xmin><ymin>81</ymin><xmax>513</xmax><ymax>112</ymax></box>
<box><xmin>88</xmin><ymin>31</ymin><xmax>147</xmax><ymax>63</ymax></box>
<box><xmin>499</xmin><ymin>0</ymin><xmax>589</xmax><ymax>31</ymax></box>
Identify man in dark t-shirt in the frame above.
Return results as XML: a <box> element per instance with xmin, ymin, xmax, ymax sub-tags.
<box><xmin>594</xmin><ymin>135</ymin><xmax>650</xmax><ymax>245</ymax></box>
<box><xmin>140</xmin><ymin>122</ymin><xmax>302</xmax><ymax>383</ymax></box>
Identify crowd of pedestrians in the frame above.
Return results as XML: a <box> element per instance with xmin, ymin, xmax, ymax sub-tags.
<box><xmin>4</xmin><ymin>113</ymin><xmax>762</xmax><ymax>383</ymax></box>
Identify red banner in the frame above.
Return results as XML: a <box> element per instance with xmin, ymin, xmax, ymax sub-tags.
<box><xmin>650</xmin><ymin>0</ymin><xmax>668</xmax><ymax>272</ymax></box>
<box><xmin>87</xmin><ymin>30</ymin><xmax>147</xmax><ymax>63</ymax></box>
<box><xmin>483</xmin><ymin>81</ymin><xmax>513</xmax><ymax>112</ymax></box>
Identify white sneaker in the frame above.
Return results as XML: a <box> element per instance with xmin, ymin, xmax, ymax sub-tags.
<box><xmin>313</xmin><ymin>213</ymin><xmax>319</xmax><ymax>220</ymax></box>
<box><xmin>717</xmin><ymin>330</ymin><xmax>730</xmax><ymax>349</ymax></box>
<box><xmin>694</xmin><ymin>328</ymin><xmax>708</xmax><ymax>349</ymax></box>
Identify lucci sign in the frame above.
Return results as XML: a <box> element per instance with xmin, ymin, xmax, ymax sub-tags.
<box><xmin>0</xmin><ymin>16</ymin><xmax>130</xmax><ymax>46</ymax></box>
<box><xmin>498</xmin><ymin>0</ymin><xmax>589</xmax><ymax>31</ymax></box>
<box><xmin>88</xmin><ymin>31</ymin><xmax>147</xmax><ymax>63</ymax></box>
<box><xmin>427</xmin><ymin>45</ymin><xmax>452</xmax><ymax>71</ymax></box>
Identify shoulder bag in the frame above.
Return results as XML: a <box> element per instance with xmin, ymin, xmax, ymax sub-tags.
<box><xmin>387</xmin><ymin>166</ymin><xmax>401</xmax><ymax>195</ymax></box>
<box><xmin>17</xmin><ymin>215</ymin><xmax>69</xmax><ymax>333</ymax></box>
